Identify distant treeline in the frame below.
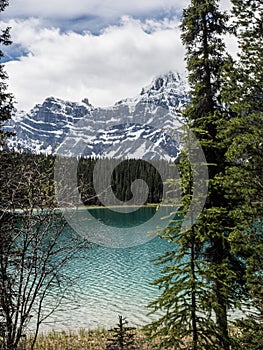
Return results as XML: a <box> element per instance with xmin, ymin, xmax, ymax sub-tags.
<box><xmin>0</xmin><ymin>151</ymin><xmax>176</xmax><ymax>207</ymax></box>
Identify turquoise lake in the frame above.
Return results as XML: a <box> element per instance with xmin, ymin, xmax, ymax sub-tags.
<box><xmin>42</xmin><ymin>206</ymin><xmax>175</xmax><ymax>331</ymax></box>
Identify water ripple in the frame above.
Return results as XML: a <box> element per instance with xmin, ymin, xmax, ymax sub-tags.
<box><xmin>39</xmin><ymin>216</ymin><xmax>173</xmax><ymax>332</ymax></box>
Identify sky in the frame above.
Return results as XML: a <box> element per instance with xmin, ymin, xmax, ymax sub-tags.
<box><xmin>1</xmin><ymin>0</ymin><xmax>235</xmax><ymax>111</ymax></box>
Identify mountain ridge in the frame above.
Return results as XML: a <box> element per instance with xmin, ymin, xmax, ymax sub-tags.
<box><xmin>7</xmin><ymin>71</ymin><xmax>189</xmax><ymax>160</ymax></box>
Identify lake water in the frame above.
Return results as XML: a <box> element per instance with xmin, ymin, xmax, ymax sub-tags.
<box><xmin>41</xmin><ymin>206</ymin><xmax>175</xmax><ymax>331</ymax></box>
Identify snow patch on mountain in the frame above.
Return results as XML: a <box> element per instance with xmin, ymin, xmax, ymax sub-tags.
<box><xmin>7</xmin><ymin>72</ymin><xmax>189</xmax><ymax>160</ymax></box>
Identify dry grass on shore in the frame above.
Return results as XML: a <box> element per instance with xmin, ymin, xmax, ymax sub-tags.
<box><xmin>28</xmin><ymin>328</ymin><xmax>159</xmax><ymax>350</ymax></box>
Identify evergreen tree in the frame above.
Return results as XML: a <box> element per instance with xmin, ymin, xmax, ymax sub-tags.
<box><xmin>228</xmin><ymin>0</ymin><xmax>262</xmax><ymax>205</ymax></box>
<box><xmin>147</xmin><ymin>1</ymin><xmax>248</xmax><ymax>349</ymax></box>
<box><xmin>221</xmin><ymin>0</ymin><xmax>263</xmax><ymax>339</ymax></box>
<box><xmin>0</xmin><ymin>0</ymin><xmax>14</xmax><ymax>145</ymax></box>
<box><xmin>146</xmin><ymin>154</ymin><xmax>220</xmax><ymax>349</ymax></box>
<box><xmin>106</xmin><ymin>315</ymin><xmax>137</xmax><ymax>350</ymax></box>
<box><xmin>180</xmin><ymin>3</ymin><xmax>248</xmax><ymax>347</ymax></box>
<box><xmin>222</xmin><ymin>0</ymin><xmax>263</xmax><ymax>207</ymax></box>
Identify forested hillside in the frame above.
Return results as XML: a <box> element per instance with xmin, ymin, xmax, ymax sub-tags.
<box><xmin>0</xmin><ymin>152</ymin><xmax>172</xmax><ymax>208</ymax></box>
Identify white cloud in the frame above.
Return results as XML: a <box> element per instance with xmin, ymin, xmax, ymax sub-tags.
<box><xmin>2</xmin><ymin>0</ymin><xmax>235</xmax><ymax>111</ymax></box>
<box><xmin>4</xmin><ymin>17</ymin><xmax>185</xmax><ymax>111</ymax></box>
<box><xmin>4</xmin><ymin>0</ymin><xmax>187</xmax><ymax>20</ymax></box>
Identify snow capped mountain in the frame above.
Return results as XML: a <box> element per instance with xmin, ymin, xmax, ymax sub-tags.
<box><xmin>7</xmin><ymin>97</ymin><xmax>94</xmax><ymax>154</ymax></box>
<box><xmin>8</xmin><ymin>72</ymin><xmax>189</xmax><ymax>160</ymax></box>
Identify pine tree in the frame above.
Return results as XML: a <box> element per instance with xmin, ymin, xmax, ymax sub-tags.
<box><xmin>180</xmin><ymin>3</ymin><xmax>248</xmax><ymax>347</ymax></box>
<box><xmin>0</xmin><ymin>0</ymin><xmax>14</xmax><ymax>146</ymax></box>
<box><xmin>223</xmin><ymin>0</ymin><xmax>262</xmax><ymax>208</ymax></box>
<box><xmin>147</xmin><ymin>1</ymin><xmax>249</xmax><ymax>349</ymax></box>
<box><xmin>146</xmin><ymin>130</ymin><xmax>218</xmax><ymax>349</ymax></box>
<box><xmin>106</xmin><ymin>315</ymin><xmax>137</xmax><ymax>350</ymax></box>
<box><xmin>221</xmin><ymin>0</ymin><xmax>263</xmax><ymax>342</ymax></box>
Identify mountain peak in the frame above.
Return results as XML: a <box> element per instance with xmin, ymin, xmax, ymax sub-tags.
<box><xmin>8</xmin><ymin>71</ymin><xmax>188</xmax><ymax>159</ymax></box>
<box><xmin>39</xmin><ymin>96</ymin><xmax>93</xmax><ymax>109</ymax></box>
<box><xmin>140</xmin><ymin>71</ymin><xmax>184</xmax><ymax>95</ymax></box>
<box><xmin>115</xmin><ymin>71</ymin><xmax>189</xmax><ymax>109</ymax></box>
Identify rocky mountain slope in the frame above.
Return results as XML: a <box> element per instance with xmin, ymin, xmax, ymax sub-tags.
<box><xmin>7</xmin><ymin>72</ymin><xmax>189</xmax><ymax>160</ymax></box>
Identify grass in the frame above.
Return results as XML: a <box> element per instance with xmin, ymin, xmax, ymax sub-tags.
<box><xmin>28</xmin><ymin>329</ymin><xmax>108</xmax><ymax>350</ymax></box>
<box><xmin>14</xmin><ymin>326</ymin><xmax>255</xmax><ymax>349</ymax></box>
<box><xmin>27</xmin><ymin>328</ymin><xmax>159</xmax><ymax>350</ymax></box>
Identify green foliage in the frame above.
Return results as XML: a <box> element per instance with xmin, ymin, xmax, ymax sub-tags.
<box><xmin>222</xmin><ymin>0</ymin><xmax>263</xmax><ymax>207</ymax></box>
<box><xmin>179</xmin><ymin>2</ymin><xmax>253</xmax><ymax>347</ymax></box>
<box><xmin>145</xmin><ymin>226</ymin><xmax>221</xmax><ymax>350</ymax></box>
<box><xmin>0</xmin><ymin>152</ymin><xmax>174</xmax><ymax>208</ymax></box>
<box><xmin>180</xmin><ymin>0</ymin><xmax>229</xmax><ymax>123</ymax></box>
<box><xmin>220</xmin><ymin>0</ymin><xmax>263</xmax><ymax>318</ymax></box>
<box><xmin>232</xmin><ymin>317</ymin><xmax>263</xmax><ymax>350</ymax></box>
<box><xmin>146</xmin><ymin>1</ymin><xmax>261</xmax><ymax>349</ymax></box>
<box><xmin>181</xmin><ymin>1</ymin><xmax>236</xmax><ymax>347</ymax></box>
<box><xmin>77</xmin><ymin>157</ymin><xmax>173</xmax><ymax>206</ymax></box>
<box><xmin>106</xmin><ymin>316</ymin><xmax>137</xmax><ymax>350</ymax></box>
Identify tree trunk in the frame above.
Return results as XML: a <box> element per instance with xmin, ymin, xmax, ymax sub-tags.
<box><xmin>215</xmin><ymin>280</ymin><xmax>230</xmax><ymax>350</ymax></box>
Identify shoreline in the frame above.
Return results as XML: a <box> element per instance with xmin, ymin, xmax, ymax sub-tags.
<box><xmin>62</xmin><ymin>203</ymin><xmax>176</xmax><ymax>210</ymax></box>
<box><xmin>1</xmin><ymin>203</ymin><xmax>178</xmax><ymax>213</ymax></box>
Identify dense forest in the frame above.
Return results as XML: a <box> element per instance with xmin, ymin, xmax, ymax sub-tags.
<box><xmin>0</xmin><ymin>151</ymin><xmax>173</xmax><ymax>208</ymax></box>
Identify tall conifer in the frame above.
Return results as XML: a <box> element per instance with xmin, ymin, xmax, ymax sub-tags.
<box><xmin>180</xmin><ymin>1</ymin><xmax>251</xmax><ymax>346</ymax></box>
<box><xmin>221</xmin><ymin>0</ymin><xmax>263</xmax><ymax>324</ymax></box>
<box><xmin>180</xmin><ymin>2</ymin><xmax>235</xmax><ymax>346</ymax></box>
<box><xmin>147</xmin><ymin>1</ymin><xmax>248</xmax><ymax>349</ymax></box>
